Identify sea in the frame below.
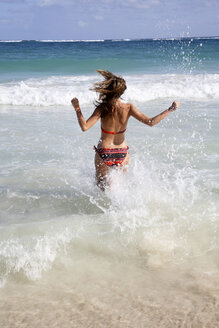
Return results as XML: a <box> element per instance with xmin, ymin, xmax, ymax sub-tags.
<box><xmin>0</xmin><ymin>38</ymin><xmax>219</xmax><ymax>327</ymax></box>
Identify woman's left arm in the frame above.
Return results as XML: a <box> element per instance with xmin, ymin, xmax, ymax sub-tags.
<box><xmin>71</xmin><ymin>98</ymin><xmax>101</xmax><ymax>132</ymax></box>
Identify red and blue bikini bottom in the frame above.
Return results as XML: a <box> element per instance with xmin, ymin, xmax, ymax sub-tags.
<box><xmin>94</xmin><ymin>146</ymin><xmax>129</xmax><ymax>167</ymax></box>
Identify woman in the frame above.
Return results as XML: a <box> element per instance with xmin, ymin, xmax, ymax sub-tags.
<box><xmin>71</xmin><ymin>70</ymin><xmax>179</xmax><ymax>189</ymax></box>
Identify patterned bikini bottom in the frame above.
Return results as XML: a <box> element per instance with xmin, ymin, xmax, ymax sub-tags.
<box><xmin>94</xmin><ymin>146</ymin><xmax>129</xmax><ymax>167</ymax></box>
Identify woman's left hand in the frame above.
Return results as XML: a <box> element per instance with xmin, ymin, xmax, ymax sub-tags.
<box><xmin>168</xmin><ymin>101</ymin><xmax>180</xmax><ymax>112</ymax></box>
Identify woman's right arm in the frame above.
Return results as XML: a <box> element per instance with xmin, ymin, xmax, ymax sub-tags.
<box><xmin>129</xmin><ymin>101</ymin><xmax>180</xmax><ymax>127</ymax></box>
<box><xmin>71</xmin><ymin>98</ymin><xmax>101</xmax><ymax>132</ymax></box>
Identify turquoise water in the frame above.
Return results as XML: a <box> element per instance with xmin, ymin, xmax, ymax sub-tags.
<box><xmin>0</xmin><ymin>38</ymin><xmax>218</xmax><ymax>82</ymax></box>
<box><xmin>0</xmin><ymin>38</ymin><xmax>218</xmax><ymax>107</ymax></box>
<box><xmin>0</xmin><ymin>38</ymin><xmax>219</xmax><ymax>327</ymax></box>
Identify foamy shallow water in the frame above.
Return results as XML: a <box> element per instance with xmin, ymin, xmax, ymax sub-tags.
<box><xmin>0</xmin><ymin>97</ymin><xmax>218</xmax><ymax>326</ymax></box>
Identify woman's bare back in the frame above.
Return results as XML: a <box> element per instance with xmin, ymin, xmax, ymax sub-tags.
<box><xmin>99</xmin><ymin>100</ymin><xmax>130</xmax><ymax>148</ymax></box>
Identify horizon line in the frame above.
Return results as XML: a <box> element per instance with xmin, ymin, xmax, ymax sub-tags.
<box><xmin>0</xmin><ymin>35</ymin><xmax>219</xmax><ymax>42</ymax></box>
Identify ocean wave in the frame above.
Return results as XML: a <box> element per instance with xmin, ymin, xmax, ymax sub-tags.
<box><xmin>36</xmin><ymin>39</ymin><xmax>105</xmax><ymax>42</ymax></box>
<box><xmin>0</xmin><ymin>40</ymin><xmax>22</xmax><ymax>43</ymax></box>
<box><xmin>1</xmin><ymin>37</ymin><xmax>218</xmax><ymax>44</ymax></box>
<box><xmin>0</xmin><ymin>226</ymin><xmax>73</xmax><ymax>286</ymax></box>
<box><xmin>192</xmin><ymin>36</ymin><xmax>219</xmax><ymax>40</ymax></box>
<box><xmin>0</xmin><ymin>73</ymin><xmax>218</xmax><ymax>107</ymax></box>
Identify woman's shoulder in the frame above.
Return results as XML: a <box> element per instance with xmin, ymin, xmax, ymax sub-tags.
<box><xmin>125</xmin><ymin>103</ymin><xmax>137</xmax><ymax>111</ymax></box>
<box><xmin>120</xmin><ymin>101</ymin><xmax>131</xmax><ymax>110</ymax></box>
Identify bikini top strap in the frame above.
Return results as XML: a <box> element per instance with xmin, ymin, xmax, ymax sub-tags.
<box><xmin>101</xmin><ymin>127</ymin><xmax>126</xmax><ymax>135</ymax></box>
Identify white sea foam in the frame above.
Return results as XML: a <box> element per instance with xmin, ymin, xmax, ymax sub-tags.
<box><xmin>36</xmin><ymin>39</ymin><xmax>105</xmax><ymax>42</ymax></box>
<box><xmin>0</xmin><ymin>225</ymin><xmax>74</xmax><ymax>286</ymax></box>
<box><xmin>0</xmin><ymin>73</ymin><xmax>218</xmax><ymax>107</ymax></box>
<box><xmin>193</xmin><ymin>36</ymin><xmax>219</xmax><ymax>40</ymax></box>
<box><xmin>0</xmin><ymin>40</ymin><xmax>22</xmax><ymax>43</ymax></box>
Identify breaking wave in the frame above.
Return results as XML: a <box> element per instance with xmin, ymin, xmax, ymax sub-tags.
<box><xmin>0</xmin><ymin>73</ymin><xmax>218</xmax><ymax>107</ymax></box>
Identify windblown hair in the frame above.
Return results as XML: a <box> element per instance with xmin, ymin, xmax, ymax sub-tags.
<box><xmin>92</xmin><ymin>70</ymin><xmax>127</xmax><ymax>117</ymax></box>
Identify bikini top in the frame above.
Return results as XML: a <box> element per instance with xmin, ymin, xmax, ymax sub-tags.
<box><xmin>101</xmin><ymin>127</ymin><xmax>126</xmax><ymax>135</ymax></box>
<box><xmin>101</xmin><ymin>104</ymin><xmax>126</xmax><ymax>135</ymax></box>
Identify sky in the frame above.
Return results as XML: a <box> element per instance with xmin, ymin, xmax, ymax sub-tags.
<box><xmin>0</xmin><ymin>0</ymin><xmax>218</xmax><ymax>40</ymax></box>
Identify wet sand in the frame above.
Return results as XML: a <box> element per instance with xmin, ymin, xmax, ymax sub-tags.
<box><xmin>1</xmin><ymin>262</ymin><xmax>219</xmax><ymax>328</ymax></box>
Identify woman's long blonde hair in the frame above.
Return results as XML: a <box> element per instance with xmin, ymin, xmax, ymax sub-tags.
<box><xmin>92</xmin><ymin>70</ymin><xmax>127</xmax><ymax>117</ymax></box>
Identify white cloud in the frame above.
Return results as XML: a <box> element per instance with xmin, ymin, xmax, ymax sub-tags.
<box><xmin>38</xmin><ymin>0</ymin><xmax>72</xmax><ymax>6</ymax></box>
<box><xmin>0</xmin><ymin>0</ymin><xmax>25</xmax><ymax>2</ymax></box>
<box><xmin>36</xmin><ymin>0</ymin><xmax>161</xmax><ymax>9</ymax></box>
<box><xmin>94</xmin><ymin>15</ymin><xmax>104</xmax><ymax>21</ymax></box>
<box><xmin>78</xmin><ymin>20</ymin><xmax>87</xmax><ymax>27</ymax></box>
<box><xmin>123</xmin><ymin>0</ymin><xmax>161</xmax><ymax>9</ymax></box>
<box><xmin>38</xmin><ymin>0</ymin><xmax>57</xmax><ymax>6</ymax></box>
<box><xmin>204</xmin><ymin>0</ymin><xmax>219</xmax><ymax>7</ymax></box>
<box><xmin>0</xmin><ymin>18</ymin><xmax>10</xmax><ymax>23</ymax></box>
<box><xmin>101</xmin><ymin>0</ymin><xmax>161</xmax><ymax>9</ymax></box>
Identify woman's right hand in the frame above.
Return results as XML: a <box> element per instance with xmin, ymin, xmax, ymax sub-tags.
<box><xmin>71</xmin><ymin>97</ymin><xmax>80</xmax><ymax>110</ymax></box>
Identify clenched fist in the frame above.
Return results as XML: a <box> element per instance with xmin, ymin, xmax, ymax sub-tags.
<box><xmin>169</xmin><ymin>101</ymin><xmax>180</xmax><ymax>111</ymax></box>
<box><xmin>71</xmin><ymin>98</ymin><xmax>80</xmax><ymax>110</ymax></box>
